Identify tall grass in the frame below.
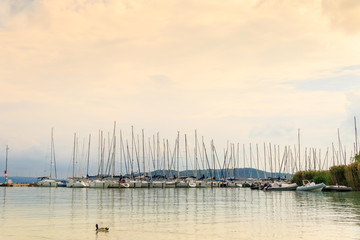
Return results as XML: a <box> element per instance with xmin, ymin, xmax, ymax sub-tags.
<box><xmin>291</xmin><ymin>170</ymin><xmax>331</xmax><ymax>186</ymax></box>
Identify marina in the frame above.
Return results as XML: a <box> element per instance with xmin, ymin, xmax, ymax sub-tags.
<box><xmin>1</xmin><ymin>1</ymin><xmax>360</xmax><ymax>239</ymax></box>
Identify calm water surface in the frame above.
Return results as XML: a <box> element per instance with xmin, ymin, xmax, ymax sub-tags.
<box><xmin>1</xmin><ymin>187</ymin><xmax>360</xmax><ymax>240</ymax></box>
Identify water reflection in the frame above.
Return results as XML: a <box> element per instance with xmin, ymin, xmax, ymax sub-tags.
<box><xmin>1</xmin><ymin>188</ymin><xmax>360</xmax><ymax>239</ymax></box>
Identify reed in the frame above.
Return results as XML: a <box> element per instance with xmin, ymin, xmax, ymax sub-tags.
<box><xmin>343</xmin><ymin>162</ymin><xmax>360</xmax><ymax>191</ymax></box>
<box><xmin>292</xmin><ymin>153</ymin><xmax>360</xmax><ymax>190</ymax></box>
<box><xmin>291</xmin><ymin>170</ymin><xmax>331</xmax><ymax>186</ymax></box>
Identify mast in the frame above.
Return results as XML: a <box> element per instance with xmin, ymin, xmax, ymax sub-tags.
<box><xmin>243</xmin><ymin>144</ymin><xmax>246</xmax><ymax>179</ymax></box>
<box><xmin>269</xmin><ymin>143</ymin><xmax>273</xmax><ymax>178</ymax></box>
<box><xmin>273</xmin><ymin>145</ymin><xmax>276</xmax><ymax>178</ymax></box>
<box><xmin>100</xmin><ymin>131</ymin><xmax>103</xmax><ymax>180</ymax></box>
<box><xmin>278</xmin><ymin>145</ymin><xmax>280</xmax><ymax>177</ymax></box>
<box><xmin>51</xmin><ymin>128</ymin><xmax>57</xmax><ymax>179</ymax></box>
<box><xmin>249</xmin><ymin>143</ymin><xmax>252</xmax><ymax>179</ymax></box>
<box><xmin>112</xmin><ymin>122</ymin><xmax>116</xmax><ymax>178</ymax></box>
<box><xmin>131</xmin><ymin>126</ymin><xmax>134</xmax><ymax>179</ymax></box>
<box><xmin>157</xmin><ymin>133</ymin><xmax>160</xmax><ymax>177</ymax></box>
<box><xmin>237</xmin><ymin>143</ymin><xmax>240</xmax><ymax>179</ymax></box>
<box><xmin>86</xmin><ymin>134</ymin><xmax>91</xmax><ymax>177</ymax></box>
<box><xmin>213</xmin><ymin>140</ymin><xmax>216</xmax><ymax>179</ymax></box>
<box><xmin>4</xmin><ymin>145</ymin><xmax>9</xmax><ymax>184</ymax></box>
<box><xmin>298</xmin><ymin>129</ymin><xmax>301</xmax><ymax>171</ymax></box>
<box><xmin>194</xmin><ymin>130</ymin><xmax>198</xmax><ymax>179</ymax></box>
<box><xmin>72</xmin><ymin>133</ymin><xmax>76</xmax><ymax>179</ymax></box>
<box><xmin>119</xmin><ymin>130</ymin><xmax>123</xmax><ymax>176</ymax></box>
<box><xmin>185</xmin><ymin>134</ymin><xmax>188</xmax><ymax>177</ymax></box>
<box><xmin>338</xmin><ymin>128</ymin><xmax>342</xmax><ymax>165</ymax></box>
<box><xmin>163</xmin><ymin>139</ymin><xmax>166</xmax><ymax>177</ymax></box>
<box><xmin>355</xmin><ymin>117</ymin><xmax>358</xmax><ymax>155</ymax></box>
<box><xmin>256</xmin><ymin>144</ymin><xmax>260</xmax><ymax>181</ymax></box>
<box><xmin>150</xmin><ymin>136</ymin><xmax>154</xmax><ymax>178</ymax></box>
<box><xmin>263</xmin><ymin>143</ymin><xmax>267</xmax><ymax>179</ymax></box>
<box><xmin>142</xmin><ymin>129</ymin><xmax>145</xmax><ymax>178</ymax></box>
<box><xmin>167</xmin><ymin>139</ymin><xmax>170</xmax><ymax>180</ymax></box>
<box><xmin>177</xmin><ymin>132</ymin><xmax>180</xmax><ymax>179</ymax></box>
<box><xmin>50</xmin><ymin>129</ymin><xmax>53</xmax><ymax>178</ymax></box>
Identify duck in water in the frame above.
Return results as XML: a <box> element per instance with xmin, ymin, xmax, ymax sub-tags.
<box><xmin>96</xmin><ymin>224</ymin><xmax>109</xmax><ymax>232</ymax></box>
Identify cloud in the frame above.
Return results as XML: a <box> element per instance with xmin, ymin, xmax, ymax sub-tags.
<box><xmin>322</xmin><ymin>0</ymin><xmax>360</xmax><ymax>34</ymax></box>
<box><xmin>288</xmin><ymin>74</ymin><xmax>360</xmax><ymax>92</ymax></box>
<box><xmin>1</xmin><ymin>0</ymin><xmax>360</xmax><ymax>175</ymax></box>
<box><xmin>149</xmin><ymin>75</ymin><xmax>173</xmax><ymax>86</ymax></box>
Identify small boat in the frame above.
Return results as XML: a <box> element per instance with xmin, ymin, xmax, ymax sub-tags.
<box><xmin>322</xmin><ymin>185</ymin><xmax>352</xmax><ymax>192</ymax></box>
<box><xmin>264</xmin><ymin>182</ymin><xmax>297</xmax><ymax>191</ymax></box>
<box><xmin>37</xmin><ymin>177</ymin><xmax>57</xmax><ymax>187</ymax></box>
<box><xmin>296</xmin><ymin>180</ymin><xmax>325</xmax><ymax>192</ymax></box>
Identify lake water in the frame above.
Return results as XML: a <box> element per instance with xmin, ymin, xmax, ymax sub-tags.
<box><xmin>1</xmin><ymin>187</ymin><xmax>360</xmax><ymax>240</ymax></box>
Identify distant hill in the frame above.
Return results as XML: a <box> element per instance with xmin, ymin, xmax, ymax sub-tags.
<box><xmin>0</xmin><ymin>176</ymin><xmax>38</xmax><ymax>183</ymax></box>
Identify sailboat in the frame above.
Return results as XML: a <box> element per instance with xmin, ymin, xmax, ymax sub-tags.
<box><xmin>66</xmin><ymin>133</ymin><xmax>88</xmax><ymax>188</ymax></box>
<box><xmin>89</xmin><ymin>131</ymin><xmax>109</xmax><ymax>188</ymax></box>
<box><xmin>0</xmin><ymin>146</ymin><xmax>13</xmax><ymax>187</ymax></box>
<box><xmin>37</xmin><ymin>129</ymin><xmax>58</xmax><ymax>187</ymax></box>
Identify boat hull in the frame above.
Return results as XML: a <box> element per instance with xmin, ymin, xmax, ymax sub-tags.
<box><xmin>152</xmin><ymin>181</ymin><xmax>165</xmax><ymax>188</ymax></box>
<box><xmin>296</xmin><ymin>183</ymin><xmax>325</xmax><ymax>192</ymax></box>
<box><xmin>38</xmin><ymin>180</ymin><xmax>57</xmax><ymax>187</ymax></box>
<box><xmin>89</xmin><ymin>180</ymin><xmax>109</xmax><ymax>188</ymax></box>
<box><xmin>322</xmin><ymin>185</ymin><xmax>352</xmax><ymax>192</ymax></box>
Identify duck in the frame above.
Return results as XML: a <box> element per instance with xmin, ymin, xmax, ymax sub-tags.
<box><xmin>96</xmin><ymin>224</ymin><xmax>109</xmax><ymax>232</ymax></box>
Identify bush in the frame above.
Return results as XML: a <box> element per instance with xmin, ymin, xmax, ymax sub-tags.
<box><xmin>329</xmin><ymin>165</ymin><xmax>345</xmax><ymax>185</ymax></box>
<box><xmin>313</xmin><ymin>171</ymin><xmax>331</xmax><ymax>185</ymax></box>
<box><xmin>344</xmin><ymin>162</ymin><xmax>360</xmax><ymax>191</ymax></box>
<box><xmin>291</xmin><ymin>170</ymin><xmax>331</xmax><ymax>185</ymax></box>
<box><xmin>355</xmin><ymin>154</ymin><xmax>360</xmax><ymax>163</ymax></box>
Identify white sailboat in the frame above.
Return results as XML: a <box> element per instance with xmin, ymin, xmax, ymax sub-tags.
<box><xmin>37</xmin><ymin>129</ymin><xmax>57</xmax><ymax>187</ymax></box>
<box><xmin>89</xmin><ymin>131</ymin><xmax>109</xmax><ymax>188</ymax></box>
<box><xmin>66</xmin><ymin>133</ymin><xmax>87</xmax><ymax>188</ymax></box>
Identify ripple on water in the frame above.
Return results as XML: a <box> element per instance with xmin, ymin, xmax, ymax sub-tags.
<box><xmin>1</xmin><ymin>188</ymin><xmax>360</xmax><ymax>240</ymax></box>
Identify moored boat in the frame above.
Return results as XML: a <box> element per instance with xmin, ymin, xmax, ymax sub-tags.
<box><xmin>264</xmin><ymin>182</ymin><xmax>297</xmax><ymax>191</ymax></box>
<box><xmin>322</xmin><ymin>185</ymin><xmax>352</xmax><ymax>192</ymax></box>
<box><xmin>37</xmin><ymin>177</ymin><xmax>57</xmax><ymax>187</ymax></box>
<box><xmin>66</xmin><ymin>178</ymin><xmax>88</xmax><ymax>188</ymax></box>
<box><xmin>296</xmin><ymin>180</ymin><xmax>325</xmax><ymax>192</ymax></box>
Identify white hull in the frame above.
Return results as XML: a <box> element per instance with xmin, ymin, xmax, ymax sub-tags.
<box><xmin>108</xmin><ymin>180</ymin><xmax>121</xmax><ymax>188</ymax></box>
<box><xmin>165</xmin><ymin>181</ymin><xmax>176</xmax><ymax>188</ymax></box>
<box><xmin>37</xmin><ymin>180</ymin><xmax>57</xmax><ymax>187</ymax></box>
<box><xmin>66</xmin><ymin>180</ymin><xmax>88</xmax><ymax>188</ymax></box>
<box><xmin>176</xmin><ymin>181</ymin><xmax>189</xmax><ymax>188</ymax></box>
<box><xmin>89</xmin><ymin>180</ymin><xmax>109</xmax><ymax>188</ymax></box>
<box><xmin>120</xmin><ymin>182</ymin><xmax>130</xmax><ymax>188</ymax></box>
<box><xmin>128</xmin><ymin>181</ymin><xmax>142</xmax><ymax>188</ymax></box>
<box><xmin>188</xmin><ymin>182</ymin><xmax>196</xmax><ymax>188</ymax></box>
<box><xmin>297</xmin><ymin>182</ymin><xmax>325</xmax><ymax>192</ymax></box>
<box><xmin>152</xmin><ymin>181</ymin><xmax>165</xmax><ymax>188</ymax></box>
<box><xmin>141</xmin><ymin>181</ymin><xmax>153</xmax><ymax>188</ymax></box>
<box><xmin>227</xmin><ymin>182</ymin><xmax>239</xmax><ymax>187</ymax></box>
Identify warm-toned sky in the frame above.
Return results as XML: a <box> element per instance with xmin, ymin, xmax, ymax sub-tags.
<box><xmin>1</xmin><ymin>0</ymin><xmax>360</xmax><ymax>177</ymax></box>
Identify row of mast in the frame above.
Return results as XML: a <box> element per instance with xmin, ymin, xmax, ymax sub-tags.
<box><xmin>63</xmin><ymin>120</ymin><xmax>359</xmax><ymax>181</ymax></box>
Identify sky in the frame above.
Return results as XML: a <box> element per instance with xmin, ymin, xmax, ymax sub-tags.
<box><xmin>1</xmin><ymin>0</ymin><xmax>360</xmax><ymax>178</ymax></box>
